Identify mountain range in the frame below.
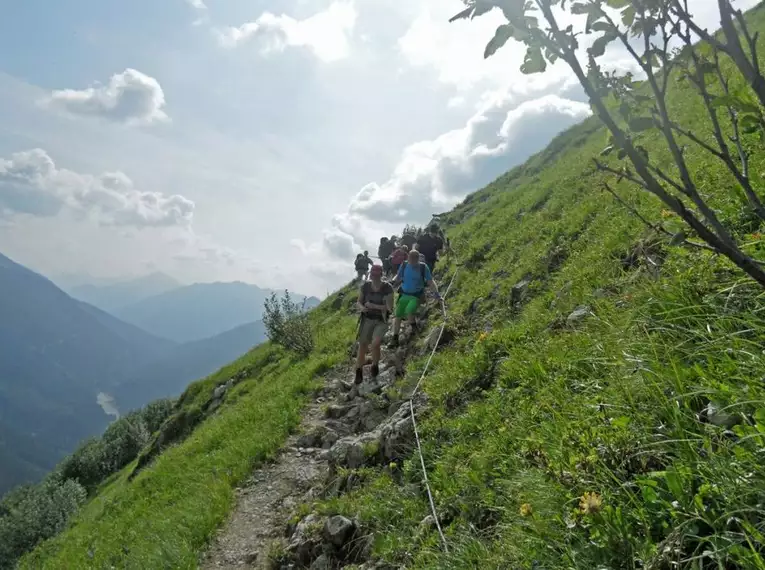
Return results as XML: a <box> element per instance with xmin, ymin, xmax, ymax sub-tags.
<box><xmin>0</xmin><ymin>252</ymin><xmax>316</xmax><ymax>493</ymax></box>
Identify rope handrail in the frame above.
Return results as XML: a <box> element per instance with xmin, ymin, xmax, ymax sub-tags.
<box><xmin>405</xmin><ymin>262</ymin><xmax>459</xmax><ymax>552</ymax></box>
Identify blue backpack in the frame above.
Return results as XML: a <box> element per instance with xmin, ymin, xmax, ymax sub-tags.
<box><xmin>398</xmin><ymin>261</ymin><xmax>427</xmax><ymax>297</ymax></box>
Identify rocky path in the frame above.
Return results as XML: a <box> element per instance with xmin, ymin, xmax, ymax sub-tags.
<box><xmin>200</xmin><ymin>317</ymin><xmax>432</xmax><ymax>570</ymax></box>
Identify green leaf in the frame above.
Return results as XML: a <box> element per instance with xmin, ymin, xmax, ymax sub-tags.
<box><xmin>629</xmin><ymin>116</ymin><xmax>655</xmax><ymax>132</ymax></box>
<box><xmin>611</xmin><ymin>415</ymin><xmax>630</xmax><ymax>428</ymax></box>
<box><xmin>754</xmin><ymin>407</ymin><xmax>765</xmax><ymax>425</ymax></box>
<box><xmin>472</xmin><ymin>1</ymin><xmax>495</xmax><ymax>19</ymax></box>
<box><xmin>621</xmin><ymin>5</ymin><xmax>636</xmax><ymax>26</ymax></box>
<box><xmin>665</xmin><ymin>469</ymin><xmax>685</xmax><ymax>501</ymax></box>
<box><xmin>571</xmin><ymin>2</ymin><xmax>590</xmax><ymax>14</ymax></box>
<box><xmin>740</xmin><ymin>113</ymin><xmax>761</xmax><ymax>134</ymax></box>
<box><xmin>586</xmin><ymin>9</ymin><xmax>601</xmax><ymax>32</ymax></box>
<box><xmin>618</xmin><ymin>101</ymin><xmax>631</xmax><ymax>121</ymax></box>
<box><xmin>606</xmin><ymin>0</ymin><xmax>629</xmax><ymax>7</ymax></box>
<box><xmin>589</xmin><ymin>33</ymin><xmax>615</xmax><ymax>57</ymax></box>
<box><xmin>590</xmin><ymin>21</ymin><xmax>611</xmax><ymax>32</ymax></box>
<box><xmin>449</xmin><ymin>6</ymin><xmax>474</xmax><ymax>23</ymax></box>
<box><xmin>498</xmin><ymin>0</ymin><xmax>526</xmax><ymax>23</ymax></box>
<box><xmin>485</xmin><ymin>24</ymin><xmax>514</xmax><ymax>59</ymax></box>
<box><xmin>520</xmin><ymin>47</ymin><xmax>546</xmax><ymax>74</ymax></box>
<box><xmin>641</xmin><ymin>484</ymin><xmax>658</xmax><ymax>503</ymax></box>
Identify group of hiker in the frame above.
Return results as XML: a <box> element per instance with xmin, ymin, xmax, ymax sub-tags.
<box><xmin>353</xmin><ymin>224</ymin><xmax>448</xmax><ymax>385</ymax></box>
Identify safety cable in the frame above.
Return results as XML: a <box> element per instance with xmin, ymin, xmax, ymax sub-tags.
<box><xmin>406</xmin><ymin>262</ymin><xmax>459</xmax><ymax>552</ymax></box>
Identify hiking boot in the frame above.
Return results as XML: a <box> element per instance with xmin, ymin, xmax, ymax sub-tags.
<box><xmin>354</xmin><ymin>368</ymin><xmax>363</xmax><ymax>384</ymax></box>
<box><xmin>387</xmin><ymin>336</ymin><xmax>399</xmax><ymax>349</ymax></box>
<box><xmin>410</xmin><ymin>320</ymin><xmax>420</xmax><ymax>334</ymax></box>
<box><xmin>371</xmin><ymin>363</ymin><xmax>379</xmax><ymax>378</ymax></box>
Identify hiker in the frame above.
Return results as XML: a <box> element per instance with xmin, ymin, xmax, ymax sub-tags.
<box><xmin>400</xmin><ymin>232</ymin><xmax>417</xmax><ymax>250</ymax></box>
<box><xmin>355</xmin><ymin>264</ymin><xmax>394</xmax><ymax>383</ymax></box>
<box><xmin>416</xmin><ymin>224</ymin><xmax>445</xmax><ymax>272</ymax></box>
<box><xmin>378</xmin><ymin>237</ymin><xmax>396</xmax><ymax>278</ymax></box>
<box><xmin>390</xmin><ymin>244</ymin><xmax>409</xmax><ymax>277</ymax></box>
<box><xmin>354</xmin><ymin>251</ymin><xmax>373</xmax><ymax>281</ymax></box>
<box><xmin>389</xmin><ymin>249</ymin><xmax>439</xmax><ymax>348</ymax></box>
<box><xmin>412</xmin><ymin>244</ymin><xmax>427</xmax><ymax>264</ymax></box>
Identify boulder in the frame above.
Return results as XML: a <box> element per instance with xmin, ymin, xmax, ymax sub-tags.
<box><xmin>310</xmin><ymin>554</ymin><xmax>332</xmax><ymax>570</ymax></box>
<box><xmin>287</xmin><ymin>514</ymin><xmax>324</xmax><ymax>565</ymax></box>
<box><xmin>566</xmin><ymin>305</ymin><xmax>592</xmax><ymax>326</ymax></box>
<box><xmin>328</xmin><ymin>431</ymin><xmax>379</xmax><ymax>469</ymax></box>
<box><xmin>511</xmin><ymin>279</ymin><xmax>531</xmax><ymax>305</ymax></box>
<box><xmin>323</xmin><ymin>515</ymin><xmax>356</xmax><ymax>547</ymax></box>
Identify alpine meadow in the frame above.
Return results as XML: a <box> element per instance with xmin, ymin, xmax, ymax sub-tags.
<box><xmin>6</xmin><ymin>1</ymin><xmax>765</xmax><ymax>569</ymax></box>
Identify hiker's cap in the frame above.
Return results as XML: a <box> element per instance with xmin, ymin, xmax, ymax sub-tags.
<box><xmin>370</xmin><ymin>264</ymin><xmax>383</xmax><ymax>276</ymax></box>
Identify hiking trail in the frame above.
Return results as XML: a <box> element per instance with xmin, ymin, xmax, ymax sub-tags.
<box><xmin>200</xmin><ymin>302</ymin><xmax>440</xmax><ymax>570</ymax></box>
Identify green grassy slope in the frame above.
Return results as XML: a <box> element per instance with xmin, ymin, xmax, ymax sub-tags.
<box><xmin>19</xmin><ymin>299</ymin><xmax>358</xmax><ymax>569</ymax></box>
<box><xmin>23</xmin><ymin>6</ymin><xmax>765</xmax><ymax>569</ymax></box>
<box><xmin>309</xmin><ymin>8</ymin><xmax>765</xmax><ymax>569</ymax></box>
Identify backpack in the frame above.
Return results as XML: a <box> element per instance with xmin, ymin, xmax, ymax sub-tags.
<box><xmin>416</xmin><ymin>234</ymin><xmax>442</xmax><ymax>260</ymax></box>
<box><xmin>398</xmin><ymin>261</ymin><xmax>427</xmax><ymax>297</ymax></box>
<box><xmin>355</xmin><ymin>255</ymin><xmax>366</xmax><ymax>271</ymax></box>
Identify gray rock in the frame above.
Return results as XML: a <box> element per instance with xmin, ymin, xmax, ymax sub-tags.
<box><xmin>287</xmin><ymin>514</ymin><xmax>323</xmax><ymax>564</ymax></box>
<box><xmin>310</xmin><ymin>553</ymin><xmax>332</xmax><ymax>570</ymax></box>
<box><xmin>323</xmin><ymin>515</ymin><xmax>355</xmax><ymax>547</ymax></box>
<box><xmin>511</xmin><ymin>278</ymin><xmax>531</xmax><ymax>305</ymax></box>
<box><xmin>322</xmin><ymin>429</ymin><xmax>339</xmax><ymax>449</ymax></box>
<box><xmin>325</xmin><ymin>404</ymin><xmax>352</xmax><ymax>419</ymax></box>
<box><xmin>328</xmin><ymin>431</ymin><xmax>379</xmax><ymax>469</ymax></box>
<box><xmin>566</xmin><ymin>305</ymin><xmax>592</xmax><ymax>326</ymax></box>
<box><xmin>358</xmin><ymin>368</ymin><xmax>395</xmax><ymax>397</ymax></box>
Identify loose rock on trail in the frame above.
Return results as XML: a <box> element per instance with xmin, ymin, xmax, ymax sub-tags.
<box><xmin>200</xmin><ymin>315</ymin><xmax>430</xmax><ymax>570</ymax></box>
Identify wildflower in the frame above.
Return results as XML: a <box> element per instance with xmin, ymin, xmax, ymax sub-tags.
<box><xmin>478</xmin><ymin>332</ymin><xmax>489</xmax><ymax>342</ymax></box>
<box><xmin>660</xmin><ymin>209</ymin><xmax>675</xmax><ymax>218</ymax></box>
<box><xmin>579</xmin><ymin>491</ymin><xmax>603</xmax><ymax>515</ymax></box>
<box><xmin>751</xmin><ymin>232</ymin><xmax>762</xmax><ymax>240</ymax></box>
<box><xmin>520</xmin><ymin>503</ymin><xmax>533</xmax><ymax>517</ymax></box>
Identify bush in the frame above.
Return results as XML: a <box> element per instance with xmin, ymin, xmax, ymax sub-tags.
<box><xmin>262</xmin><ymin>290</ymin><xmax>314</xmax><ymax>356</ymax></box>
<box><xmin>56</xmin><ymin>398</ymin><xmax>174</xmax><ymax>491</ymax></box>
<box><xmin>0</xmin><ymin>478</ymin><xmax>86</xmax><ymax>569</ymax></box>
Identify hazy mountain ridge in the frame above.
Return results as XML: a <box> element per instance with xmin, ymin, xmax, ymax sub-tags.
<box><xmin>64</xmin><ymin>272</ymin><xmax>180</xmax><ymax>313</ymax></box>
<box><xmin>0</xmin><ymin>254</ymin><xmax>291</xmax><ymax>493</ymax></box>
<box><xmin>114</xmin><ymin>281</ymin><xmax>319</xmax><ymax>343</ymax></box>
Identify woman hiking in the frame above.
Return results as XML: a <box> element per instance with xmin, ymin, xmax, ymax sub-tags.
<box><xmin>355</xmin><ymin>264</ymin><xmax>394</xmax><ymax>384</ymax></box>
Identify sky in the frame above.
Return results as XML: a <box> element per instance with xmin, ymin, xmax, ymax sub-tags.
<box><xmin>0</xmin><ymin>0</ymin><xmax>754</xmax><ymax>297</ymax></box>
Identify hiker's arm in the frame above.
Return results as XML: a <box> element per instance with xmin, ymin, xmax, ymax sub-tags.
<box><xmin>357</xmin><ymin>287</ymin><xmax>368</xmax><ymax>312</ymax></box>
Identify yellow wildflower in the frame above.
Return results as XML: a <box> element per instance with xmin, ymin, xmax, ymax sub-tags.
<box><xmin>660</xmin><ymin>209</ymin><xmax>675</xmax><ymax>218</ymax></box>
<box><xmin>519</xmin><ymin>503</ymin><xmax>533</xmax><ymax>517</ymax></box>
<box><xmin>478</xmin><ymin>332</ymin><xmax>489</xmax><ymax>342</ymax></box>
<box><xmin>579</xmin><ymin>491</ymin><xmax>603</xmax><ymax>515</ymax></box>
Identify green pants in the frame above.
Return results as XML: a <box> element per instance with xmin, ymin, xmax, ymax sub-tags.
<box><xmin>395</xmin><ymin>293</ymin><xmax>420</xmax><ymax>318</ymax></box>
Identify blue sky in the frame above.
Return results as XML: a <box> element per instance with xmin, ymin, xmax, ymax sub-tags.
<box><xmin>0</xmin><ymin>0</ymin><xmax>751</xmax><ymax>296</ymax></box>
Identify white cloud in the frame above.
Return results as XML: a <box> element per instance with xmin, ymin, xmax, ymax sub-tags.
<box><xmin>0</xmin><ymin>149</ymin><xmax>193</xmax><ymax>227</ymax></box>
<box><xmin>46</xmin><ymin>69</ymin><xmax>169</xmax><ymax>125</ymax></box>
<box><xmin>298</xmin><ymin>83</ymin><xmax>590</xmax><ymax>260</ymax></box>
<box><xmin>217</xmin><ymin>2</ymin><xmax>357</xmax><ymax>62</ymax></box>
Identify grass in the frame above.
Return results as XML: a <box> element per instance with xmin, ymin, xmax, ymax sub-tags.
<box><xmin>21</xmin><ymin>5</ymin><xmax>765</xmax><ymax>569</ymax></box>
<box><xmin>20</xmin><ymin>300</ymin><xmax>357</xmax><ymax>569</ymax></box>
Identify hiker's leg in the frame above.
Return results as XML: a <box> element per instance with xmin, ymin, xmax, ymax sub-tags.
<box><xmin>405</xmin><ymin>295</ymin><xmax>419</xmax><ymax>324</ymax></box>
<box><xmin>371</xmin><ymin>322</ymin><xmax>386</xmax><ymax>363</ymax></box>
<box><xmin>356</xmin><ymin>341</ymin><xmax>368</xmax><ymax>369</ymax></box>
